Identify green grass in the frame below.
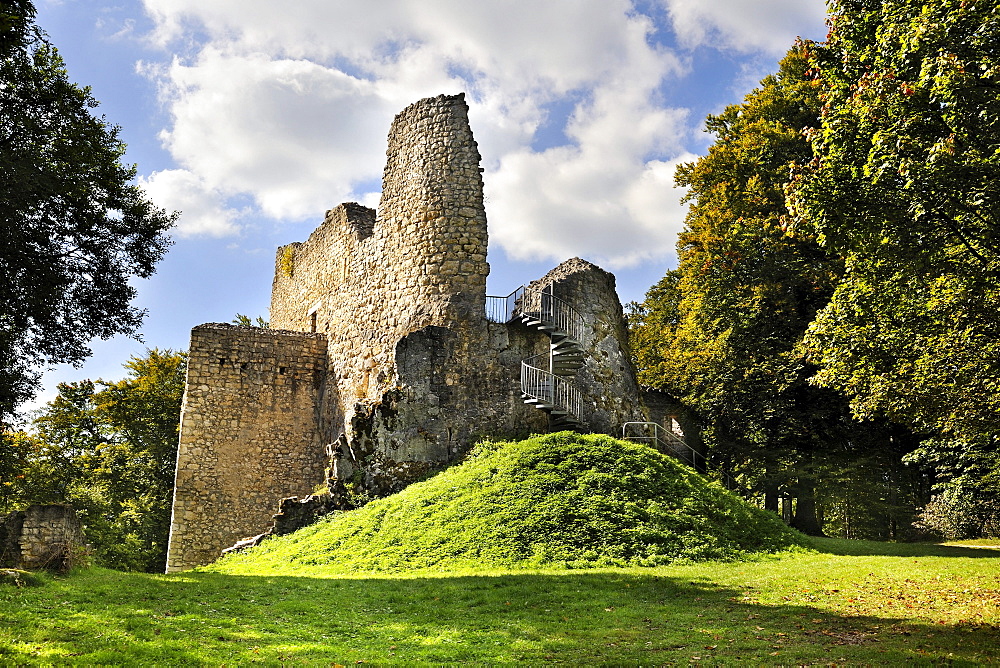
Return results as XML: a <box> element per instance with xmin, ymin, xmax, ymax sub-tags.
<box><xmin>944</xmin><ymin>538</ymin><xmax>1000</xmax><ymax>548</ymax></box>
<box><xmin>4</xmin><ymin>435</ymin><xmax>995</xmax><ymax>663</ymax></box>
<box><xmin>0</xmin><ymin>538</ymin><xmax>997</xmax><ymax>664</ymax></box>
<box><xmin>219</xmin><ymin>432</ymin><xmax>805</xmax><ymax>573</ymax></box>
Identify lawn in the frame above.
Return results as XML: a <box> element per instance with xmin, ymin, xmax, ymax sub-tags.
<box><xmin>1</xmin><ymin>537</ymin><xmax>997</xmax><ymax>665</ymax></box>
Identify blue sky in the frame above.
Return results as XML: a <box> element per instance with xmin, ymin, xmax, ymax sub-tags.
<box><xmin>25</xmin><ymin>0</ymin><xmax>828</xmax><ymax>414</ymax></box>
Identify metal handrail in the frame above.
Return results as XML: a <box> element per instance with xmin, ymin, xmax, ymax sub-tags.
<box><xmin>488</xmin><ymin>283</ymin><xmax>586</xmax><ymax>427</ymax></box>
<box><xmin>485</xmin><ymin>295</ymin><xmax>510</xmax><ymax>324</ymax></box>
<box><xmin>521</xmin><ymin>359</ymin><xmax>582</xmax><ymax>420</ymax></box>
<box><xmin>621</xmin><ymin>422</ymin><xmax>744</xmax><ymax>494</ymax></box>
<box><xmin>486</xmin><ymin>284</ymin><xmax>586</xmax><ymax>345</ymax></box>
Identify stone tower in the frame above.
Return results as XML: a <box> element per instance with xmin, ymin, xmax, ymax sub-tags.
<box><xmin>165</xmin><ymin>93</ymin><xmax>646</xmax><ymax>572</ymax></box>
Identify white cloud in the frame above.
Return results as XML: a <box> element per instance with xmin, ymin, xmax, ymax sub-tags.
<box><xmin>137</xmin><ymin>0</ymin><xmax>698</xmax><ymax>266</ymax></box>
<box><xmin>156</xmin><ymin>49</ymin><xmax>400</xmax><ymax>220</ymax></box>
<box><xmin>138</xmin><ymin>169</ymin><xmax>242</xmax><ymax>237</ymax></box>
<box><xmin>488</xmin><ymin>145</ymin><xmax>695</xmax><ymax>269</ymax></box>
<box><xmin>662</xmin><ymin>0</ymin><xmax>827</xmax><ymax>55</ymax></box>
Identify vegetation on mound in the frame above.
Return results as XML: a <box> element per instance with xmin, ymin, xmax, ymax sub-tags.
<box><xmin>215</xmin><ymin>432</ymin><xmax>806</xmax><ymax>572</ymax></box>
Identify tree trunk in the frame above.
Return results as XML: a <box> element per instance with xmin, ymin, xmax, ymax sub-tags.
<box><xmin>764</xmin><ymin>459</ymin><xmax>780</xmax><ymax>515</ymax></box>
<box><xmin>791</xmin><ymin>479</ymin><xmax>825</xmax><ymax>536</ymax></box>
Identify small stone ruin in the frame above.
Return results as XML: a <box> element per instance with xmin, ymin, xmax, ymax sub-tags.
<box><xmin>0</xmin><ymin>504</ymin><xmax>86</xmax><ymax>572</ymax></box>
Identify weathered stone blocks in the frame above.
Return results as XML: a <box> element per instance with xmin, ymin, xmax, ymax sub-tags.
<box><xmin>165</xmin><ymin>325</ymin><xmax>328</xmax><ymax>572</ymax></box>
<box><xmin>167</xmin><ymin>93</ymin><xmax>649</xmax><ymax>571</ymax></box>
<box><xmin>0</xmin><ymin>504</ymin><xmax>86</xmax><ymax>572</ymax></box>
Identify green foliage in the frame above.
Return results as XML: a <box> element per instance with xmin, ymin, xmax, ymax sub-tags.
<box><xmin>0</xmin><ymin>1</ymin><xmax>175</xmax><ymax>422</ymax></box>
<box><xmin>278</xmin><ymin>245</ymin><xmax>295</xmax><ymax>277</ymax></box>
<box><xmin>812</xmin><ymin>432</ymin><xmax>932</xmax><ymax>541</ymax></box>
<box><xmin>914</xmin><ymin>486</ymin><xmax>1000</xmax><ymax>540</ymax></box>
<box><xmin>788</xmin><ymin>0</ymin><xmax>1000</xmax><ymax>522</ymax></box>
<box><xmin>232</xmin><ymin>314</ymin><xmax>269</xmax><ymax>328</ymax></box>
<box><xmin>0</xmin><ymin>430</ymin><xmax>39</xmax><ymax>511</ymax></box>
<box><xmin>626</xmin><ymin>269</ymin><xmax>680</xmax><ymax>385</ymax></box>
<box><xmin>630</xmin><ymin>45</ymin><xmax>928</xmax><ymax>536</ymax></box>
<box><xmin>217</xmin><ymin>433</ymin><xmax>805</xmax><ymax>573</ymax></box>
<box><xmin>2</xmin><ymin>349</ymin><xmax>185</xmax><ymax>572</ymax></box>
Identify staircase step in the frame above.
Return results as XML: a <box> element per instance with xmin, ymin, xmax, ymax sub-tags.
<box><xmin>509</xmin><ymin>284</ymin><xmax>586</xmax><ymax>432</ymax></box>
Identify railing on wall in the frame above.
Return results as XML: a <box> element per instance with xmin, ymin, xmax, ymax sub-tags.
<box><xmin>621</xmin><ymin>421</ymin><xmax>745</xmax><ymax>495</ymax></box>
<box><xmin>487</xmin><ymin>284</ymin><xmax>586</xmax><ymax>428</ymax></box>
<box><xmin>520</xmin><ymin>354</ymin><xmax>582</xmax><ymax>422</ymax></box>
<box><xmin>485</xmin><ymin>285</ymin><xmax>586</xmax><ymax>344</ymax></box>
<box><xmin>485</xmin><ymin>294</ymin><xmax>511</xmax><ymax>324</ymax></box>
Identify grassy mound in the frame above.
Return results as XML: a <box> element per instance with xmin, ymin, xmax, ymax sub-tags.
<box><xmin>213</xmin><ymin>432</ymin><xmax>806</xmax><ymax>573</ymax></box>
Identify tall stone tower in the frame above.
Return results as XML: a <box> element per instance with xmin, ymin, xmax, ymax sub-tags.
<box><xmin>165</xmin><ymin>93</ymin><xmax>647</xmax><ymax>572</ymax></box>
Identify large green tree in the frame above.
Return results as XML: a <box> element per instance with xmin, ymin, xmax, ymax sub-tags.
<box><xmin>631</xmin><ymin>46</ymin><xmax>927</xmax><ymax>537</ymax></box>
<box><xmin>788</xmin><ymin>0</ymin><xmax>1000</xmax><ymax>523</ymax></box>
<box><xmin>5</xmin><ymin>349</ymin><xmax>186</xmax><ymax>572</ymax></box>
<box><xmin>0</xmin><ymin>1</ymin><xmax>174</xmax><ymax>423</ymax></box>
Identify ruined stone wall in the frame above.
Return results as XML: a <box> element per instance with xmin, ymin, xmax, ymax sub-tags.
<box><xmin>269</xmin><ymin>93</ymin><xmax>525</xmax><ymax>495</ymax></box>
<box><xmin>641</xmin><ymin>387</ymin><xmax>704</xmax><ymax>454</ymax></box>
<box><xmin>165</xmin><ymin>324</ymin><xmax>328</xmax><ymax>572</ymax></box>
<box><xmin>168</xmin><ymin>93</ymin><xmax>651</xmax><ymax>570</ymax></box>
<box><xmin>270</xmin><ymin>94</ymin><xmax>488</xmax><ymax>408</ymax></box>
<box><xmin>531</xmin><ymin>258</ymin><xmax>646</xmax><ymax>434</ymax></box>
<box><xmin>0</xmin><ymin>504</ymin><xmax>85</xmax><ymax>571</ymax></box>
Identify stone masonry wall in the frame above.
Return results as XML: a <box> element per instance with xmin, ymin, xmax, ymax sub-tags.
<box><xmin>269</xmin><ymin>93</ymin><xmax>524</xmax><ymax>495</ymax></box>
<box><xmin>168</xmin><ymin>93</ymin><xmax>651</xmax><ymax>569</ymax></box>
<box><xmin>165</xmin><ymin>324</ymin><xmax>328</xmax><ymax>572</ymax></box>
<box><xmin>531</xmin><ymin>258</ymin><xmax>646</xmax><ymax>434</ymax></box>
<box><xmin>270</xmin><ymin>94</ymin><xmax>488</xmax><ymax>411</ymax></box>
<box><xmin>641</xmin><ymin>387</ymin><xmax>705</xmax><ymax>455</ymax></box>
<box><xmin>0</xmin><ymin>504</ymin><xmax>86</xmax><ymax>572</ymax></box>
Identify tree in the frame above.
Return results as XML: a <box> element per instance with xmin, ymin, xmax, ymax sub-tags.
<box><xmin>0</xmin><ymin>1</ymin><xmax>175</xmax><ymax>423</ymax></box>
<box><xmin>8</xmin><ymin>349</ymin><xmax>186</xmax><ymax>571</ymax></box>
<box><xmin>631</xmin><ymin>46</ymin><xmax>928</xmax><ymax>536</ymax></box>
<box><xmin>788</xmin><ymin>0</ymin><xmax>1000</xmax><ymax>527</ymax></box>
<box><xmin>232</xmin><ymin>314</ymin><xmax>269</xmax><ymax>328</ymax></box>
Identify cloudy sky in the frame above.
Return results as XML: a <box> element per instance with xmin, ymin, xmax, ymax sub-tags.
<box><xmin>26</xmin><ymin>0</ymin><xmax>828</xmax><ymax>412</ymax></box>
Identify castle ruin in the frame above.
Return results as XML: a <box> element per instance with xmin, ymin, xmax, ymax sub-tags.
<box><xmin>165</xmin><ymin>93</ymin><xmax>661</xmax><ymax>572</ymax></box>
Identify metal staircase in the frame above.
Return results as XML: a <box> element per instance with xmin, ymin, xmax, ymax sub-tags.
<box><xmin>486</xmin><ymin>284</ymin><xmax>586</xmax><ymax>429</ymax></box>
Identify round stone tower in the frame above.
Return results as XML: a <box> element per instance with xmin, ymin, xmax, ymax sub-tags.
<box><xmin>376</xmin><ymin>93</ymin><xmax>489</xmax><ymax>326</ymax></box>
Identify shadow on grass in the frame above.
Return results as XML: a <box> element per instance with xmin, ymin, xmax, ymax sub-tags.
<box><xmin>808</xmin><ymin>536</ymin><xmax>1000</xmax><ymax>558</ymax></box>
<box><xmin>1</xmin><ymin>566</ymin><xmax>996</xmax><ymax>664</ymax></box>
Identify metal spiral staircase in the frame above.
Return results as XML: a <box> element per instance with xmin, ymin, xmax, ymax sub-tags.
<box><xmin>486</xmin><ymin>284</ymin><xmax>586</xmax><ymax>429</ymax></box>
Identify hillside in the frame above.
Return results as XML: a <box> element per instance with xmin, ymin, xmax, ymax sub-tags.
<box><xmin>211</xmin><ymin>432</ymin><xmax>806</xmax><ymax>573</ymax></box>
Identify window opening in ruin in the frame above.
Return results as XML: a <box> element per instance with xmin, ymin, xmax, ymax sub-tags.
<box><xmin>279</xmin><ymin>367</ymin><xmax>286</xmax><ymax>375</ymax></box>
<box><xmin>310</xmin><ymin>312</ymin><xmax>318</xmax><ymax>333</ymax></box>
<box><xmin>218</xmin><ymin>357</ymin><xmax>226</xmax><ymax>367</ymax></box>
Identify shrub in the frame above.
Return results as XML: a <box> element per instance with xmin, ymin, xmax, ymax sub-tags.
<box><xmin>913</xmin><ymin>487</ymin><xmax>1000</xmax><ymax>540</ymax></box>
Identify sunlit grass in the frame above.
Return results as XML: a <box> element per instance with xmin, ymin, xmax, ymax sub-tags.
<box><xmin>943</xmin><ymin>538</ymin><xmax>1000</xmax><ymax>548</ymax></box>
<box><xmin>1</xmin><ymin>538</ymin><xmax>997</xmax><ymax>665</ymax></box>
